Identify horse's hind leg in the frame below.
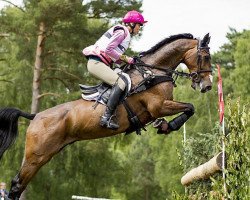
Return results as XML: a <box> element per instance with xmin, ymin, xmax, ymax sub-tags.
<box><xmin>8</xmin><ymin>150</ymin><xmax>53</xmax><ymax>199</ymax></box>
<box><xmin>8</xmin><ymin>126</ymin><xmax>72</xmax><ymax>199</ymax></box>
<box><xmin>8</xmin><ymin>159</ymin><xmax>38</xmax><ymax>198</ymax></box>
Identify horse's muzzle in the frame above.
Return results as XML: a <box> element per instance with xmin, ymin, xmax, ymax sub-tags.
<box><xmin>200</xmin><ymin>80</ymin><xmax>212</xmax><ymax>93</ymax></box>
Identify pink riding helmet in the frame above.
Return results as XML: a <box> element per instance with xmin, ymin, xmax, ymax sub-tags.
<box><xmin>122</xmin><ymin>10</ymin><xmax>148</xmax><ymax>24</ymax></box>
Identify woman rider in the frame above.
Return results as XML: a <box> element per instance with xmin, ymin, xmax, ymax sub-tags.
<box><xmin>82</xmin><ymin>10</ymin><xmax>147</xmax><ymax>130</ymax></box>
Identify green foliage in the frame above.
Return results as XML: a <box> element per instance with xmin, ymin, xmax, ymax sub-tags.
<box><xmin>0</xmin><ymin>35</ymin><xmax>33</xmax><ymax>110</ymax></box>
<box><xmin>210</xmin><ymin>100</ymin><xmax>250</xmax><ymax>200</ymax></box>
<box><xmin>153</xmin><ymin>133</ymin><xmax>184</xmax><ymax>196</ymax></box>
<box><xmin>213</xmin><ymin>29</ymin><xmax>250</xmax><ymax>104</ymax></box>
<box><xmin>174</xmin><ymin>99</ymin><xmax>249</xmax><ymax>200</ymax></box>
<box><xmin>220</xmin><ymin>100</ymin><xmax>249</xmax><ymax>199</ymax></box>
<box><xmin>212</xmin><ymin>28</ymin><xmax>244</xmax><ymax>69</ymax></box>
<box><xmin>85</xmin><ymin>0</ymin><xmax>142</xmax><ymax>19</ymax></box>
<box><xmin>229</xmin><ymin>30</ymin><xmax>250</xmax><ymax>103</ymax></box>
<box><xmin>124</xmin><ymin>131</ymin><xmax>164</xmax><ymax>200</ymax></box>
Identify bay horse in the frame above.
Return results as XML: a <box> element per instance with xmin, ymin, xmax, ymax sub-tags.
<box><xmin>0</xmin><ymin>33</ymin><xmax>212</xmax><ymax>199</ymax></box>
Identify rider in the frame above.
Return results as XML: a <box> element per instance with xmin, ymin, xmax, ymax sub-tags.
<box><xmin>82</xmin><ymin>10</ymin><xmax>147</xmax><ymax>130</ymax></box>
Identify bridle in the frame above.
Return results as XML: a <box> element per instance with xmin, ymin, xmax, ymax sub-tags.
<box><xmin>132</xmin><ymin>38</ymin><xmax>212</xmax><ymax>85</ymax></box>
<box><xmin>189</xmin><ymin>38</ymin><xmax>212</xmax><ymax>83</ymax></box>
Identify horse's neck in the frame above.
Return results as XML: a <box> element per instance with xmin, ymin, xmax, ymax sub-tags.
<box><xmin>141</xmin><ymin>39</ymin><xmax>196</xmax><ymax>70</ymax></box>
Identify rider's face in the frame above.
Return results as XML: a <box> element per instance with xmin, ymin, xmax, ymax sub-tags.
<box><xmin>133</xmin><ymin>23</ymin><xmax>143</xmax><ymax>35</ymax></box>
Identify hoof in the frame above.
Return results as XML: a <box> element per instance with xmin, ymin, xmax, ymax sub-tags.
<box><xmin>8</xmin><ymin>189</ymin><xmax>21</xmax><ymax>200</ymax></box>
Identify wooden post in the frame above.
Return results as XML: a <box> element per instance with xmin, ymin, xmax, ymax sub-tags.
<box><xmin>181</xmin><ymin>152</ymin><xmax>224</xmax><ymax>186</ymax></box>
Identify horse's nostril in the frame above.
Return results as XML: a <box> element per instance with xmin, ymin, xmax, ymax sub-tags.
<box><xmin>201</xmin><ymin>85</ymin><xmax>212</xmax><ymax>93</ymax></box>
<box><xmin>206</xmin><ymin>85</ymin><xmax>212</xmax><ymax>91</ymax></box>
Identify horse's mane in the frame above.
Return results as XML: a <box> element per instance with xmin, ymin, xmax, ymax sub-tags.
<box><xmin>140</xmin><ymin>33</ymin><xmax>194</xmax><ymax>56</ymax></box>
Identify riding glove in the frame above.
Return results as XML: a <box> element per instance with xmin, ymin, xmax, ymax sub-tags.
<box><xmin>120</xmin><ymin>55</ymin><xmax>134</xmax><ymax>64</ymax></box>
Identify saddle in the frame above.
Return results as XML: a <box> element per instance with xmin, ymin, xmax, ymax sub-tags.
<box><xmin>80</xmin><ymin>68</ymin><xmax>131</xmax><ymax>105</ymax></box>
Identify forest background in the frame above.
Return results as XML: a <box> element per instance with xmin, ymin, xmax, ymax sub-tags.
<box><xmin>0</xmin><ymin>0</ymin><xmax>249</xmax><ymax>199</ymax></box>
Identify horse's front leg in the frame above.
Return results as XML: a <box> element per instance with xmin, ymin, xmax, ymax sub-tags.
<box><xmin>150</xmin><ymin>100</ymin><xmax>195</xmax><ymax>134</ymax></box>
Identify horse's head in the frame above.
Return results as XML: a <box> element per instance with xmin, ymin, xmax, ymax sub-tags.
<box><xmin>140</xmin><ymin>33</ymin><xmax>213</xmax><ymax>93</ymax></box>
<box><xmin>183</xmin><ymin>33</ymin><xmax>212</xmax><ymax>93</ymax></box>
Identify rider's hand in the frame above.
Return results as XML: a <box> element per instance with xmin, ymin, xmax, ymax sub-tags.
<box><xmin>120</xmin><ymin>55</ymin><xmax>134</xmax><ymax>64</ymax></box>
<box><xmin>133</xmin><ymin>56</ymin><xmax>142</xmax><ymax>64</ymax></box>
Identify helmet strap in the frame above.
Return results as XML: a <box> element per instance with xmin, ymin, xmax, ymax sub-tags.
<box><xmin>125</xmin><ymin>23</ymin><xmax>136</xmax><ymax>35</ymax></box>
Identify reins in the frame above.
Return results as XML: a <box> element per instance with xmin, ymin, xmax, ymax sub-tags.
<box><xmin>128</xmin><ymin>59</ymin><xmax>192</xmax><ymax>87</ymax></box>
<box><xmin>129</xmin><ymin>37</ymin><xmax>213</xmax><ymax>85</ymax></box>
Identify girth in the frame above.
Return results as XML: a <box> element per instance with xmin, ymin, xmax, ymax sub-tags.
<box><xmin>123</xmin><ymin>74</ymin><xmax>174</xmax><ymax>135</ymax></box>
<box><xmin>123</xmin><ymin>100</ymin><xmax>146</xmax><ymax>135</ymax></box>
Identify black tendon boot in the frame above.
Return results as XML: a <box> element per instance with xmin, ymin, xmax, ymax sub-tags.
<box><xmin>100</xmin><ymin>85</ymin><xmax>123</xmax><ymax>130</ymax></box>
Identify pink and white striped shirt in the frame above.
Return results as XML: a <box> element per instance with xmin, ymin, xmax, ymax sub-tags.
<box><xmin>82</xmin><ymin>24</ymin><xmax>131</xmax><ymax>66</ymax></box>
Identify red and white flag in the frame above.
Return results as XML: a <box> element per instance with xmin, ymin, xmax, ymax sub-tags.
<box><xmin>217</xmin><ymin>64</ymin><xmax>224</xmax><ymax>124</ymax></box>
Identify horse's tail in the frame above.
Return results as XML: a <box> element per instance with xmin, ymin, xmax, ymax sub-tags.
<box><xmin>0</xmin><ymin>107</ymin><xmax>36</xmax><ymax>160</ymax></box>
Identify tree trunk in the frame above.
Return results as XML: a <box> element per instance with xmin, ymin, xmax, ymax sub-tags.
<box><xmin>30</xmin><ymin>21</ymin><xmax>46</xmax><ymax>114</ymax></box>
<box><xmin>20</xmin><ymin>21</ymin><xmax>46</xmax><ymax>200</ymax></box>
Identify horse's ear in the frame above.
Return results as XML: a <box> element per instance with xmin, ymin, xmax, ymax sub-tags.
<box><xmin>201</xmin><ymin>33</ymin><xmax>211</xmax><ymax>46</ymax></box>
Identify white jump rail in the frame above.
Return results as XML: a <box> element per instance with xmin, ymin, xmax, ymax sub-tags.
<box><xmin>72</xmin><ymin>196</ymin><xmax>117</xmax><ymax>200</ymax></box>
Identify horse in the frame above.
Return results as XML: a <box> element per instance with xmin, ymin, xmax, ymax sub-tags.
<box><xmin>0</xmin><ymin>33</ymin><xmax>212</xmax><ymax>199</ymax></box>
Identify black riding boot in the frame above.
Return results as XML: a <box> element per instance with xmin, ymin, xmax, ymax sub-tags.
<box><xmin>100</xmin><ymin>85</ymin><xmax>123</xmax><ymax>130</ymax></box>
